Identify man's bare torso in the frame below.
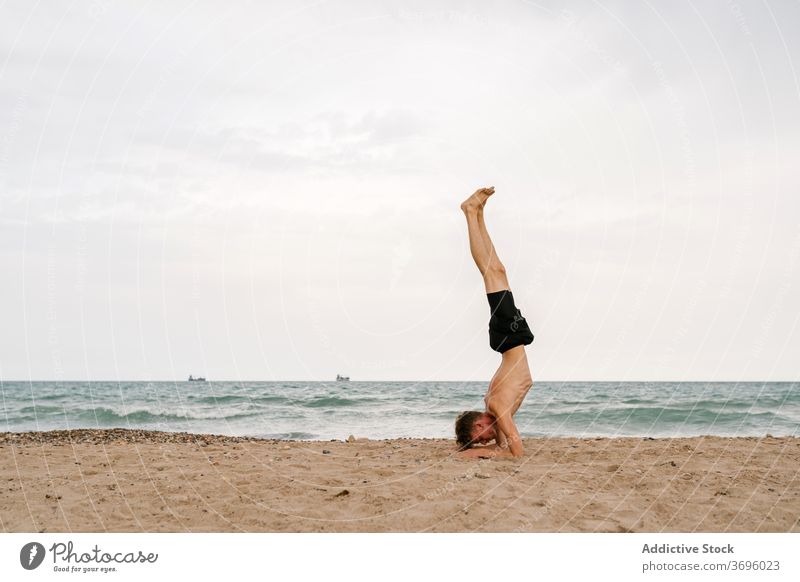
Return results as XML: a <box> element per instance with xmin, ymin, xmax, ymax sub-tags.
<box><xmin>484</xmin><ymin>345</ymin><xmax>533</xmax><ymax>419</ymax></box>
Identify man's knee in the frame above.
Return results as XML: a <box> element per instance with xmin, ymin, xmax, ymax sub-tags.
<box><xmin>484</xmin><ymin>263</ymin><xmax>507</xmax><ymax>285</ymax></box>
<box><xmin>486</xmin><ymin>261</ymin><xmax>506</xmax><ymax>276</ymax></box>
<box><xmin>483</xmin><ymin>264</ymin><xmax>509</xmax><ymax>291</ymax></box>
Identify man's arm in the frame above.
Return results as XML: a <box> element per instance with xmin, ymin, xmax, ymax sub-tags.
<box><xmin>457</xmin><ymin>446</ymin><xmax>497</xmax><ymax>458</ymax></box>
<box><xmin>491</xmin><ymin>408</ymin><xmax>524</xmax><ymax>457</ymax></box>
<box><xmin>494</xmin><ymin>425</ymin><xmax>508</xmax><ymax>448</ymax></box>
<box><xmin>457</xmin><ymin>444</ymin><xmax>518</xmax><ymax>459</ymax></box>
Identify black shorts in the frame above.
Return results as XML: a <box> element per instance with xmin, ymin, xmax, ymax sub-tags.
<box><xmin>487</xmin><ymin>290</ymin><xmax>534</xmax><ymax>353</ymax></box>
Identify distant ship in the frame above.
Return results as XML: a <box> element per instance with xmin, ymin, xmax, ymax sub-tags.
<box><xmin>336</xmin><ymin>374</ymin><xmax>350</xmax><ymax>381</ymax></box>
<box><xmin>188</xmin><ymin>375</ymin><xmax>206</xmax><ymax>382</ymax></box>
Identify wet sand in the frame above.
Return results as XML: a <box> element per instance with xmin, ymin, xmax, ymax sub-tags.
<box><xmin>1</xmin><ymin>429</ymin><xmax>798</xmax><ymax>532</ymax></box>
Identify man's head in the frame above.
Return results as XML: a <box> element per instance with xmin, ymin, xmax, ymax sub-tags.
<box><xmin>455</xmin><ymin>411</ymin><xmax>497</xmax><ymax>449</ymax></box>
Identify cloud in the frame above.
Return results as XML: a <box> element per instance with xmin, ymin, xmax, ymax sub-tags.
<box><xmin>149</xmin><ymin>108</ymin><xmax>436</xmax><ymax>175</ymax></box>
<box><xmin>1</xmin><ymin>1</ymin><xmax>798</xmax><ymax>380</ymax></box>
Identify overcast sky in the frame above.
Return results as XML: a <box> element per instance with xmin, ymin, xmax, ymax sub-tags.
<box><xmin>1</xmin><ymin>0</ymin><xmax>798</xmax><ymax>382</ymax></box>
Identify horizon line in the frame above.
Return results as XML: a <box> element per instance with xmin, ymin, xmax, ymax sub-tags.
<box><xmin>2</xmin><ymin>378</ymin><xmax>798</xmax><ymax>383</ymax></box>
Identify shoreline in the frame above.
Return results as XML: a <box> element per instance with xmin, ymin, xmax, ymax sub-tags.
<box><xmin>3</xmin><ymin>427</ymin><xmax>797</xmax><ymax>443</ymax></box>
<box><xmin>2</xmin><ymin>429</ymin><xmax>798</xmax><ymax>532</ymax></box>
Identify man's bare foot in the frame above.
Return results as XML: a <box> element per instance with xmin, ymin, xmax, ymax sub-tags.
<box><xmin>460</xmin><ymin>186</ymin><xmax>495</xmax><ymax>213</ymax></box>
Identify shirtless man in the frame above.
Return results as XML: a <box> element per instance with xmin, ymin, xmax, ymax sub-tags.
<box><xmin>455</xmin><ymin>187</ymin><xmax>534</xmax><ymax>459</ymax></box>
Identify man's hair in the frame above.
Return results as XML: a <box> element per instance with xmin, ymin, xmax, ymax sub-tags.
<box><xmin>455</xmin><ymin>411</ymin><xmax>483</xmax><ymax>450</ymax></box>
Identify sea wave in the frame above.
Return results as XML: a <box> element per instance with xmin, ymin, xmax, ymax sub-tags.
<box><xmin>532</xmin><ymin>405</ymin><xmax>778</xmax><ymax>427</ymax></box>
<box><xmin>2</xmin><ymin>381</ymin><xmax>798</xmax><ymax>439</ymax></box>
<box><xmin>17</xmin><ymin>405</ymin><xmax>64</xmax><ymax>414</ymax></box>
<box><xmin>75</xmin><ymin>405</ymin><xmax>262</xmax><ymax>423</ymax></box>
<box><xmin>189</xmin><ymin>394</ymin><xmax>289</xmax><ymax>405</ymax></box>
<box><xmin>302</xmin><ymin>396</ymin><xmax>379</xmax><ymax>408</ymax></box>
<box><xmin>255</xmin><ymin>431</ymin><xmax>318</xmax><ymax>440</ymax></box>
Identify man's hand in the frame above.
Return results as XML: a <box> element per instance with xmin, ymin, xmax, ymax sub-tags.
<box><xmin>457</xmin><ymin>444</ymin><xmax>519</xmax><ymax>459</ymax></box>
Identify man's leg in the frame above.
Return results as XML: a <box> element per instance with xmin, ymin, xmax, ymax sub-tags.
<box><xmin>461</xmin><ymin>187</ymin><xmax>510</xmax><ymax>293</ymax></box>
<box><xmin>476</xmin><ymin>205</ymin><xmax>500</xmax><ymax>271</ymax></box>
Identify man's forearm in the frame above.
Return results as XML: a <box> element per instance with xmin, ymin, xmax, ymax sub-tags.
<box><xmin>496</xmin><ymin>430</ymin><xmax>508</xmax><ymax>448</ymax></box>
<box><xmin>458</xmin><ymin>444</ymin><xmax>522</xmax><ymax>459</ymax></box>
<box><xmin>488</xmin><ymin>448</ymin><xmax>522</xmax><ymax>459</ymax></box>
<box><xmin>493</xmin><ymin>414</ymin><xmax>524</xmax><ymax>457</ymax></box>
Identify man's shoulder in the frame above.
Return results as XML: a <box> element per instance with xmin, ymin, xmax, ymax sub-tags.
<box><xmin>484</xmin><ymin>392</ymin><xmax>514</xmax><ymax>415</ymax></box>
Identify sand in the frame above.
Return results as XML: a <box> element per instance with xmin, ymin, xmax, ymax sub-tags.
<box><xmin>1</xmin><ymin>429</ymin><xmax>798</xmax><ymax>532</ymax></box>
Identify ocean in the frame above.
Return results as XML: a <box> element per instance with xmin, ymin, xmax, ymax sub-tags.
<box><xmin>1</xmin><ymin>381</ymin><xmax>798</xmax><ymax>440</ymax></box>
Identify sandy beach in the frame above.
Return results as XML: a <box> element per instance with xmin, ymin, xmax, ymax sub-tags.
<box><xmin>1</xmin><ymin>429</ymin><xmax>798</xmax><ymax>533</ymax></box>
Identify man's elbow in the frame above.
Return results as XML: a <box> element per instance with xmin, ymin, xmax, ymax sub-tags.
<box><xmin>504</xmin><ymin>440</ymin><xmax>524</xmax><ymax>458</ymax></box>
<box><xmin>508</xmin><ymin>436</ymin><xmax>525</xmax><ymax>457</ymax></box>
